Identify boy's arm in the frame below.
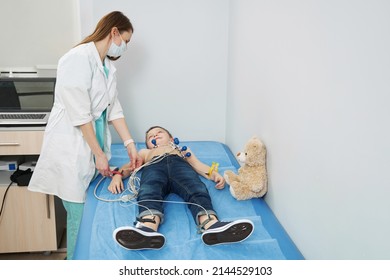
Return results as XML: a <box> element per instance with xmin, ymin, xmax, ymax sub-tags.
<box><xmin>108</xmin><ymin>162</ymin><xmax>132</xmax><ymax>194</ymax></box>
<box><xmin>185</xmin><ymin>148</ymin><xmax>225</xmax><ymax>189</ymax></box>
<box><xmin>138</xmin><ymin>149</ymin><xmax>149</xmax><ymax>163</ymax></box>
<box><xmin>108</xmin><ymin>149</ymin><xmax>149</xmax><ymax>194</ymax></box>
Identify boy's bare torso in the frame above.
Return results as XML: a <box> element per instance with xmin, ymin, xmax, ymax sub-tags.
<box><xmin>141</xmin><ymin>145</ymin><xmax>182</xmax><ymax>163</ymax></box>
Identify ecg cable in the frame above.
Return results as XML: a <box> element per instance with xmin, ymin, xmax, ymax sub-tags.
<box><xmin>93</xmin><ymin>138</ymin><xmax>213</xmax><ymax>227</ymax></box>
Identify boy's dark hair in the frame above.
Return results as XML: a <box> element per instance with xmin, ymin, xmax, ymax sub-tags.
<box><xmin>145</xmin><ymin>126</ymin><xmax>173</xmax><ymax>147</ymax></box>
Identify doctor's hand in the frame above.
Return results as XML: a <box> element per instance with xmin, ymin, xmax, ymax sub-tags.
<box><xmin>126</xmin><ymin>143</ymin><xmax>142</xmax><ymax>169</ymax></box>
<box><xmin>95</xmin><ymin>153</ymin><xmax>110</xmax><ymax>177</ymax></box>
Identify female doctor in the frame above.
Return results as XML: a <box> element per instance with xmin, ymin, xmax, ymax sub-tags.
<box><xmin>28</xmin><ymin>11</ymin><xmax>141</xmax><ymax>260</ymax></box>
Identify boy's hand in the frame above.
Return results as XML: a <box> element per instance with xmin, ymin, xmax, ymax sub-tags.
<box><xmin>213</xmin><ymin>172</ymin><xmax>225</xmax><ymax>189</ymax></box>
<box><xmin>108</xmin><ymin>175</ymin><xmax>124</xmax><ymax>194</ymax></box>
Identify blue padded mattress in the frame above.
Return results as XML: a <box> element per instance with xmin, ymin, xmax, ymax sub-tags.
<box><xmin>73</xmin><ymin>141</ymin><xmax>303</xmax><ymax>260</ymax></box>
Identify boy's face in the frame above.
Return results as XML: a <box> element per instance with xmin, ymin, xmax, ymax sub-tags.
<box><xmin>146</xmin><ymin>127</ymin><xmax>173</xmax><ymax>148</ymax></box>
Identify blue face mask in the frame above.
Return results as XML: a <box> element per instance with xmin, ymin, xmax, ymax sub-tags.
<box><xmin>107</xmin><ymin>35</ymin><xmax>127</xmax><ymax>57</ymax></box>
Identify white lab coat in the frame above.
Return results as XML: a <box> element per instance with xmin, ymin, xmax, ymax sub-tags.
<box><xmin>28</xmin><ymin>42</ymin><xmax>125</xmax><ymax>203</ymax></box>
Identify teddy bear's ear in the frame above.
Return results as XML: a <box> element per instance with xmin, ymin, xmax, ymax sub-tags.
<box><xmin>250</xmin><ymin>136</ymin><xmax>265</xmax><ymax>148</ymax></box>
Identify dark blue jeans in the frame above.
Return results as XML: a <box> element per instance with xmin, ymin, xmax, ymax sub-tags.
<box><xmin>137</xmin><ymin>155</ymin><xmax>217</xmax><ymax>225</ymax></box>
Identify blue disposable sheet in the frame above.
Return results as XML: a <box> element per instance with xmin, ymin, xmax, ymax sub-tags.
<box><xmin>74</xmin><ymin>141</ymin><xmax>303</xmax><ymax>260</ymax></box>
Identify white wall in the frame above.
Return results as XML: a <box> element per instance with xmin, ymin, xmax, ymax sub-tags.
<box><xmin>227</xmin><ymin>0</ymin><xmax>390</xmax><ymax>259</ymax></box>
<box><xmin>0</xmin><ymin>0</ymin><xmax>80</xmax><ymax>70</ymax></box>
<box><xmin>80</xmin><ymin>0</ymin><xmax>229</xmax><ymax>143</ymax></box>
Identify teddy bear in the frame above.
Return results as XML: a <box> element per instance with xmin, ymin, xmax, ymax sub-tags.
<box><xmin>224</xmin><ymin>136</ymin><xmax>268</xmax><ymax>200</ymax></box>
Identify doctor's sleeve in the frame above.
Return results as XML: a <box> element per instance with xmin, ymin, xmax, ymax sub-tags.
<box><xmin>107</xmin><ymin>94</ymin><xmax>125</xmax><ymax>122</ymax></box>
<box><xmin>56</xmin><ymin>51</ymin><xmax>94</xmax><ymax>126</ymax></box>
